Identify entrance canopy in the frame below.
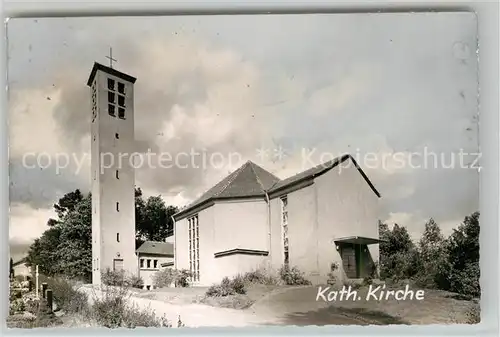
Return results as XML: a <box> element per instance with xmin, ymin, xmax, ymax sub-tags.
<box><xmin>333</xmin><ymin>236</ymin><xmax>386</xmax><ymax>245</ymax></box>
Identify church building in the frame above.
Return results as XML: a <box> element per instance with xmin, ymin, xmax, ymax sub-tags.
<box><xmin>86</xmin><ymin>58</ymin><xmax>383</xmax><ymax>288</ymax></box>
<box><xmin>173</xmin><ymin>155</ymin><xmax>383</xmax><ymax>286</ymax></box>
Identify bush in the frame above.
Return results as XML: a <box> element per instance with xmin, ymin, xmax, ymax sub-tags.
<box><xmin>101</xmin><ymin>268</ymin><xmax>144</xmax><ymax>289</ymax></box>
<box><xmin>206</xmin><ymin>276</ymin><xmax>247</xmax><ymax>297</ymax></box>
<box><xmin>152</xmin><ymin>269</ymin><xmax>176</xmax><ymax>288</ymax></box>
<box><xmin>241</xmin><ymin>267</ymin><xmax>281</xmax><ymax>285</ymax></box>
<box><xmin>48</xmin><ymin>277</ymin><xmax>89</xmax><ymax>315</ymax></box>
<box><xmin>279</xmin><ymin>265</ymin><xmax>311</xmax><ymax>286</ymax></box>
<box><xmin>175</xmin><ymin>269</ymin><xmax>192</xmax><ymax>287</ymax></box>
<box><xmin>152</xmin><ymin>269</ymin><xmax>192</xmax><ymax>288</ymax></box>
<box><xmin>126</xmin><ymin>275</ymin><xmax>144</xmax><ymax>289</ymax></box>
<box><xmin>91</xmin><ymin>286</ymin><xmax>172</xmax><ymax>328</ymax></box>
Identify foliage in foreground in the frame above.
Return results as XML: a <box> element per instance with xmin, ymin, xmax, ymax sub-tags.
<box><xmin>379</xmin><ymin>212</ymin><xmax>480</xmax><ymax>298</ymax></box>
<box><xmin>101</xmin><ymin>268</ymin><xmax>144</xmax><ymax>289</ymax></box>
<box><xmin>152</xmin><ymin>268</ymin><xmax>192</xmax><ymax>288</ymax></box>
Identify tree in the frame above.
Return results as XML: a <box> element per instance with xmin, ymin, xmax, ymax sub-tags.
<box><xmin>416</xmin><ymin>218</ymin><xmax>445</xmax><ymax>287</ymax></box>
<box><xmin>53</xmin><ymin>189</ymin><xmax>84</xmax><ymax>218</ymax></box>
<box><xmin>25</xmin><ymin>225</ymin><xmax>62</xmax><ymax>276</ymax></box>
<box><xmin>56</xmin><ymin>193</ymin><xmax>92</xmax><ymax>282</ymax></box>
<box><xmin>379</xmin><ymin>222</ymin><xmax>420</xmax><ymax>280</ymax></box>
<box><xmin>436</xmin><ymin>212</ymin><xmax>480</xmax><ymax>297</ymax></box>
<box><xmin>27</xmin><ymin>187</ymin><xmax>178</xmax><ymax>281</ymax></box>
<box><xmin>136</xmin><ymin>195</ymin><xmax>177</xmax><ymax>242</ymax></box>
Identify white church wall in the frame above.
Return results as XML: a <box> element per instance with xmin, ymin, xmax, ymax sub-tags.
<box><xmin>274</xmin><ymin>184</ymin><xmax>319</xmax><ymax>281</ymax></box>
<box><xmin>213</xmin><ymin>199</ymin><xmax>268</xmax><ymax>253</ymax></box>
<box><xmin>314</xmin><ymin>159</ymin><xmax>381</xmax><ymax>283</ymax></box>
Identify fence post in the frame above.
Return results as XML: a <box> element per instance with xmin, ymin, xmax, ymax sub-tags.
<box><xmin>42</xmin><ymin>283</ymin><xmax>48</xmax><ymax>299</ymax></box>
<box><xmin>35</xmin><ymin>265</ymin><xmax>39</xmax><ymax>299</ymax></box>
<box><xmin>46</xmin><ymin>289</ymin><xmax>53</xmax><ymax>313</ymax></box>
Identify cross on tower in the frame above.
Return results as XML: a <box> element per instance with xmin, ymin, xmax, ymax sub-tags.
<box><xmin>105</xmin><ymin>47</ymin><xmax>117</xmax><ymax>68</ymax></box>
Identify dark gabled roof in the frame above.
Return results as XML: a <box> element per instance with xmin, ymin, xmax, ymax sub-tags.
<box><xmin>13</xmin><ymin>258</ymin><xmax>27</xmax><ymax>267</ymax></box>
<box><xmin>87</xmin><ymin>62</ymin><xmax>137</xmax><ymax>87</ymax></box>
<box><xmin>174</xmin><ymin>161</ymin><xmax>280</xmax><ymax>219</ymax></box>
<box><xmin>269</xmin><ymin>154</ymin><xmax>381</xmax><ymax>197</ymax></box>
<box><xmin>174</xmin><ymin>154</ymin><xmax>380</xmax><ymax>219</ymax></box>
<box><xmin>136</xmin><ymin>241</ymin><xmax>174</xmax><ymax>256</ymax></box>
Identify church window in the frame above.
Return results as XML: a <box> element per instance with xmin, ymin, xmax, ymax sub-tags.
<box><xmin>140</xmin><ymin>259</ymin><xmax>144</xmax><ymax>268</ymax></box>
<box><xmin>116</xmin><ymin>202</ymin><xmax>120</xmax><ymax>212</ymax></box>
<box><xmin>108</xmin><ymin>78</ymin><xmax>115</xmax><ymax>90</ymax></box>
<box><xmin>118</xmin><ymin>107</ymin><xmax>125</xmax><ymax>119</ymax></box>
<box><xmin>108</xmin><ymin>92</ymin><xmax>115</xmax><ymax>104</ymax></box>
<box><xmin>116</xmin><ymin>233</ymin><xmax>120</xmax><ymax>242</ymax></box>
<box><xmin>108</xmin><ymin>104</ymin><xmax>116</xmax><ymax>116</ymax></box>
<box><xmin>118</xmin><ymin>82</ymin><xmax>125</xmax><ymax>94</ymax></box>
<box><xmin>153</xmin><ymin>260</ymin><xmax>158</xmax><ymax>269</ymax></box>
<box><xmin>115</xmin><ymin>133</ymin><xmax>119</xmax><ymax>139</ymax></box>
<box><xmin>116</xmin><ymin>170</ymin><xmax>119</xmax><ymax>179</ymax></box>
<box><xmin>281</xmin><ymin>196</ymin><xmax>289</xmax><ymax>266</ymax></box>
<box><xmin>188</xmin><ymin>214</ymin><xmax>200</xmax><ymax>282</ymax></box>
<box><xmin>147</xmin><ymin>259</ymin><xmax>151</xmax><ymax>268</ymax></box>
<box><xmin>118</xmin><ymin>95</ymin><xmax>125</xmax><ymax>107</ymax></box>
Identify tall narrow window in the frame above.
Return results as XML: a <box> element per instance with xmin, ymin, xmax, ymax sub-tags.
<box><xmin>108</xmin><ymin>78</ymin><xmax>115</xmax><ymax>90</ymax></box>
<box><xmin>281</xmin><ymin>196</ymin><xmax>289</xmax><ymax>266</ymax></box>
<box><xmin>116</xmin><ymin>233</ymin><xmax>120</xmax><ymax>242</ymax></box>
<box><xmin>117</xmin><ymin>82</ymin><xmax>125</xmax><ymax>94</ymax></box>
<box><xmin>115</xmin><ymin>133</ymin><xmax>119</xmax><ymax>139</ymax></box>
<box><xmin>116</xmin><ymin>170</ymin><xmax>119</xmax><ymax>179</ymax></box>
<box><xmin>188</xmin><ymin>215</ymin><xmax>200</xmax><ymax>282</ymax></box>
<box><xmin>118</xmin><ymin>95</ymin><xmax>125</xmax><ymax>107</ymax></box>
<box><xmin>108</xmin><ymin>104</ymin><xmax>116</xmax><ymax>116</ymax></box>
<box><xmin>153</xmin><ymin>260</ymin><xmax>158</xmax><ymax>269</ymax></box>
<box><xmin>108</xmin><ymin>92</ymin><xmax>115</xmax><ymax>104</ymax></box>
<box><xmin>147</xmin><ymin>260</ymin><xmax>151</xmax><ymax>268</ymax></box>
<box><xmin>118</xmin><ymin>107</ymin><xmax>125</xmax><ymax>119</ymax></box>
<box><xmin>140</xmin><ymin>259</ymin><xmax>144</xmax><ymax>268</ymax></box>
<box><xmin>116</xmin><ymin>202</ymin><xmax>120</xmax><ymax>212</ymax></box>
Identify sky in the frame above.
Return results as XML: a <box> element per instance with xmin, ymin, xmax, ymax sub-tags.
<box><xmin>8</xmin><ymin>12</ymin><xmax>479</xmax><ymax>261</ymax></box>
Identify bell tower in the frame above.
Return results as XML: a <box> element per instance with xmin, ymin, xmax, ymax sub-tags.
<box><xmin>87</xmin><ymin>53</ymin><xmax>137</xmax><ymax>285</ymax></box>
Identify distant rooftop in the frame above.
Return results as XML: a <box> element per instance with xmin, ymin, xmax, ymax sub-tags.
<box><xmin>136</xmin><ymin>241</ymin><xmax>174</xmax><ymax>256</ymax></box>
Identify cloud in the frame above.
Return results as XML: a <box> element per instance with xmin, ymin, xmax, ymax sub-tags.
<box><xmin>7</xmin><ymin>13</ymin><xmax>479</xmax><ymax>249</ymax></box>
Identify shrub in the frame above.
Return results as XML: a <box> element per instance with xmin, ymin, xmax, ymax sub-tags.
<box><xmin>241</xmin><ymin>267</ymin><xmax>281</xmax><ymax>285</ymax></box>
<box><xmin>206</xmin><ymin>276</ymin><xmax>247</xmax><ymax>297</ymax></box>
<box><xmin>279</xmin><ymin>265</ymin><xmax>311</xmax><ymax>286</ymax></box>
<box><xmin>101</xmin><ymin>268</ymin><xmax>144</xmax><ymax>289</ymax></box>
<box><xmin>126</xmin><ymin>275</ymin><xmax>144</xmax><ymax>289</ymax></box>
<box><xmin>175</xmin><ymin>269</ymin><xmax>192</xmax><ymax>288</ymax></box>
<box><xmin>101</xmin><ymin>268</ymin><xmax>126</xmax><ymax>286</ymax></box>
<box><xmin>91</xmin><ymin>286</ymin><xmax>172</xmax><ymax>328</ymax></box>
<box><xmin>49</xmin><ymin>277</ymin><xmax>89</xmax><ymax>315</ymax></box>
<box><xmin>152</xmin><ymin>269</ymin><xmax>192</xmax><ymax>288</ymax></box>
<box><xmin>152</xmin><ymin>269</ymin><xmax>176</xmax><ymax>288</ymax></box>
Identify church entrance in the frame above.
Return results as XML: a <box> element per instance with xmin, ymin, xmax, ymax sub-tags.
<box><xmin>339</xmin><ymin>243</ymin><xmax>365</xmax><ymax>279</ymax></box>
<box><xmin>113</xmin><ymin>259</ymin><xmax>124</xmax><ymax>271</ymax></box>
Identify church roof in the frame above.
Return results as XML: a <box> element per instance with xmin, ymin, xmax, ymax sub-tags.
<box><xmin>174</xmin><ymin>161</ymin><xmax>280</xmax><ymax>218</ymax></box>
<box><xmin>136</xmin><ymin>241</ymin><xmax>174</xmax><ymax>256</ymax></box>
<box><xmin>87</xmin><ymin>62</ymin><xmax>137</xmax><ymax>87</ymax></box>
<box><xmin>269</xmin><ymin>154</ymin><xmax>380</xmax><ymax>197</ymax></box>
<box><xmin>174</xmin><ymin>154</ymin><xmax>380</xmax><ymax>220</ymax></box>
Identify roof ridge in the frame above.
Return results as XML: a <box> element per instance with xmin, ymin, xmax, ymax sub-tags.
<box><xmin>213</xmin><ymin>161</ymin><xmax>250</xmax><ymax>198</ymax></box>
<box><xmin>248</xmin><ymin>162</ymin><xmax>266</xmax><ymax>192</ymax></box>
